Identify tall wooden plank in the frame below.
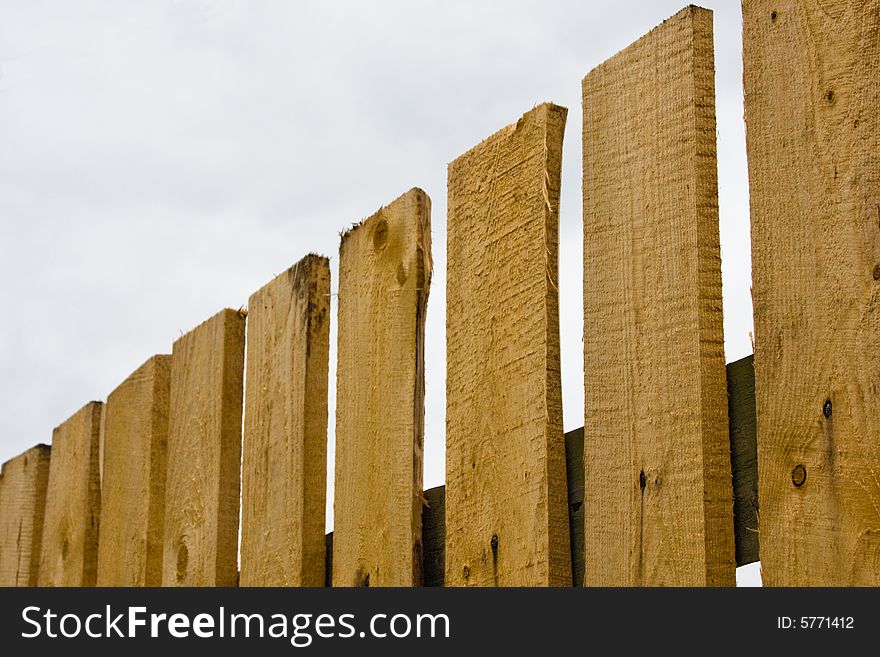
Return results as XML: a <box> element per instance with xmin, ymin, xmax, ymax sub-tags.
<box><xmin>38</xmin><ymin>402</ymin><xmax>102</xmax><ymax>586</ymax></box>
<box><xmin>743</xmin><ymin>0</ymin><xmax>880</xmax><ymax>585</ymax></box>
<box><xmin>162</xmin><ymin>309</ymin><xmax>245</xmax><ymax>587</ymax></box>
<box><xmin>333</xmin><ymin>188</ymin><xmax>431</xmax><ymax>587</ymax></box>
<box><xmin>582</xmin><ymin>6</ymin><xmax>735</xmax><ymax>586</ymax></box>
<box><xmin>446</xmin><ymin>103</ymin><xmax>571</xmax><ymax>587</ymax></box>
<box><xmin>97</xmin><ymin>355</ymin><xmax>171</xmax><ymax>586</ymax></box>
<box><xmin>240</xmin><ymin>255</ymin><xmax>331</xmax><ymax>586</ymax></box>
<box><xmin>0</xmin><ymin>445</ymin><xmax>51</xmax><ymax>586</ymax></box>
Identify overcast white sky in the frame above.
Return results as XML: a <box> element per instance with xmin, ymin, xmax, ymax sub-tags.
<box><xmin>0</xmin><ymin>0</ymin><xmax>759</xmax><ymax>585</ymax></box>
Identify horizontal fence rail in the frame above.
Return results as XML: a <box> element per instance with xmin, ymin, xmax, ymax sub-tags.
<box><xmin>353</xmin><ymin>353</ymin><xmax>758</xmax><ymax>588</ymax></box>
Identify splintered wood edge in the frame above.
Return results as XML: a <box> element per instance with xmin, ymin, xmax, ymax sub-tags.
<box><xmin>0</xmin><ymin>444</ymin><xmax>51</xmax><ymax>474</ymax></box>
<box><xmin>173</xmin><ymin>308</ymin><xmax>246</xmax><ymax>347</ymax></box>
<box><xmin>448</xmin><ymin>103</ymin><xmax>568</xmax><ymax>172</ymax></box>
<box><xmin>338</xmin><ymin>188</ymin><xmax>431</xmax><ymax>246</ymax></box>
<box><xmin>246</xmin><ymin>253</ymin><xmax>331</xmax><ymax>311</ymax></box>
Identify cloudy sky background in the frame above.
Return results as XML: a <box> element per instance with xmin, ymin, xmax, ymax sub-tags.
<box><xmin>0</xmin><ymin>0</ymin><xmax>759</xmax><ymax>584</ymax></box>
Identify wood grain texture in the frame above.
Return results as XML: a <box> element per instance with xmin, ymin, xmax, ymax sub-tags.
<box><xmin>240</xmin><ymin>254</ymin><xmax>331</xmax><ymax>587</ymax></box>
<box><xmin>548</xmin><ymin>364</ymin><xmax>756</xmax><ymax>586</ymax></box>
<box><xmin>727</xmin><ymin>356</ymin><xmax>759</xmax><ymax>567</ymax></box>
<box><xmin>162</xmin><ymin>309</ymin><xmax>245</xmax><ymax>587</ymax></box>
<box><xmin>97</xmin><ymin>355</ymin><xmax>171</xmax><ymax>586</ymax></box>
<box><xmin>351</xmin><ymin>370</ymin><xmax>753</xmax><ymax>591</ymax></box>
<box><xmin>446</xmin><ymin>103</ymin><xmax>571</xmax><ymax>587</ymax></box>
<box><xmin>0</xmin><ymin>445</ymin><xmax>51</xmax><ymax>586</ymax></box>
<box><xmin>38</xmin><ymin>402</ymin><xmax>102</xmax><ymax>586</ymax></box>
<box><xmin>743</xmin><ymin>0</ymin><xmax>880</xmax><ymax>585</ymax></box>
<box><xmin>333</xmin><ymin>188</ymin><xmax>431</xmax><ymax>587</ymax></box>
<box><xmin>422</xmin><ymin>485</ymin><xmax>446</xmax><ymax>587</ymax></box>
<box><xmin>582</xmin><ymin>6</ymin><xmax>735</xmax><ymax>586</ymax></box>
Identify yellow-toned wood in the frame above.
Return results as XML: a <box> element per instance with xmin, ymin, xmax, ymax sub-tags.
<box><xmin>743</xmin><ymin>0</ymin><xmax>880</xmax><ymax>585</ymax></box>
<box><xmin>446</xmin><ymin>103</ymin><xmax>571</xmax><ymax>586</ymax></box>
<box><xmin>0</xmin><ymin>445</ymin><xmax>51</xmax><ymax>586</ymax></box>
<box><xmin>241</xmin><ymin>255</ymin><xmax>331</xmax><ymax>586</ymax></box>
<box><xmin>162</xmin><ymin>309</ymin><xmax>245</xmax><ymax>586</ymax></box>
<box><xmin>97</xmin><ymin>355</ymin><xmax>171</xmax><ymax>586</ymax></box>
<box><xmin>38</xmin><ymin>402</ymin><xmax>102</xmax><ymax>586</ymax></box>
<box><xmin>582</xmin><ymin>6</ymin><xmax>735</xmax><ymax>586</ymax></box>
<box><xmin>333</xmin><ymin>188</ymin><xmax>431</xmax><ymax>587</ymax></box>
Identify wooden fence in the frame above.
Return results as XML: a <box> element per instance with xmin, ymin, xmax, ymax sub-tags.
<box><xmin>0</xmin><ymin>3</ymin><xmax>877</xmax><ymax>587</ymax></box>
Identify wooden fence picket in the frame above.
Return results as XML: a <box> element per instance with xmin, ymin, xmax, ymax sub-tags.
<box><xmin>96</xmin><ymin>355</ymin><xmax>171</xmax><ymax>586</ymax></box>
<box><xmin>0</xmin><ymin>445</ymin><xmax>51</xmax><ymax>586</ymax></box>
<box><xmin>240</xmin><ymin>255</ymin><xmax>331</xmax><ymax>586</ymax></box>
<box><xmin>162</xmin><ymin>309</ymin><xmax>245</xmax><ymax>587</ymax></box>
<box><xmin>332</xmin><ymin>188</ymin><xmax>432</xmax><ymax>587</ymax></box>
<box><xmin>582</xmin><ymin>6</ymin><xmax>735</xmax><ymax>586</ymax></box>
<box><xmin>445</xmin><ymin>103</ymin><xmax>571</xmax><ymax>587</ymax></box>
<box><xmin>743</xmin><ymin>0</ymin><xmax>880</xmax><ymax>585</ymax></box>
<box><xmin>38</xmin><ymin>402</ymin><xmax>102</xmax><ymax>586</ymax></box>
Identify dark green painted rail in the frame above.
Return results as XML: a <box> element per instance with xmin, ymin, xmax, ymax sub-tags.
<box><xmin>326</xmin><ymin>354</ymin><xmax>758</xmax><ymax>586</ymax></box>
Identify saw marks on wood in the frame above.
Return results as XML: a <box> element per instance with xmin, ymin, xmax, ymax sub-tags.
<box><xmin>333</xmin><ymin>188</ymin><xmax>431</xmax><ymax>587</ymax></box>
<box><xmin>97</xmin><ymin>355</ymin><xmax>171</xmax><ymax>586</ymax></box>
<box><xmin>162</xmin><ymin>309</ymin><xmax>245</xmax><ymax>587</ymax></box>
<box><xmin>38</xmin><ymin>402</ymin><xmax>102</xmax><ymax>586</ymax></box>
<box><xmin>743</xmin><ymin>0</ymin><xmax>880</xmax><ymax>585</ymax></box>
<box><xmin>446</xmin><ymin>103</ymin><xmax>571</xmax><ymax>587</ymax></box>
<box><xmin>582</xmin><ymin>6</ymin><xmax>735</xmax><ymax>586</ymax></box>
<box><xmin>0</xmin><ymin>445</ymin><xmax>51</xmax><ymax>586</ymax></box>
<box><xmin>240</xmin><ymin>254</ymin><xmax>331</xmax><ymax>587</ymax></box>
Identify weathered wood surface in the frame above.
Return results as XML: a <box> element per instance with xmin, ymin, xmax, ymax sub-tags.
<box><xmin>559</xmin><ymin>360</ymin><xmax>760</xmax><ymax>585</ymax></box>
<box><xmin>743</xmin><ymin>0</ymin><xmax>880</xmax><ymax>585</ymax></box>
<box><xmin>582</xmin><ymin>6</ymin><xmax>735</xmax><ymax>586</ymax></box>
<box><xmin>388</xmin><ymin>361</ymin><xmax>757</xmax><ymax>589</ymax></box>
<box><xmin>241</xmin><ymin>254</ymin><xmax>331</xmax><ymax>587</ymax></box>
<box><xmin>162</xmin><ymin>309</ymin><xmax>245</xmax><ymax>587</ymax></box>
<box><xmin>446</xmin><ymin>103</ymin><xmax>571</xmax><ymax>587</ymax></box>
<box><xmin>97</xmin><ymin>355</ymin><xmax>171</xmax><ymax>586</ymax></box>
<box><xmin>333</xmin><ymin>188</ymin><xmax>432</xmax><ymax>587</ymax></box>
<box><xmin>0</xmin><ymin>445</ymin><xmax>51</xmax><ymax>586</ymax></box>
<box><xmin>38</xmin><ymin>402</ymin><xmax>103</xmax><ymax>586</ymax></box>
<box><xmin>727</xmin><ymin>356</ymin><xmax>759</xmax><ymax>567</ymax></box>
